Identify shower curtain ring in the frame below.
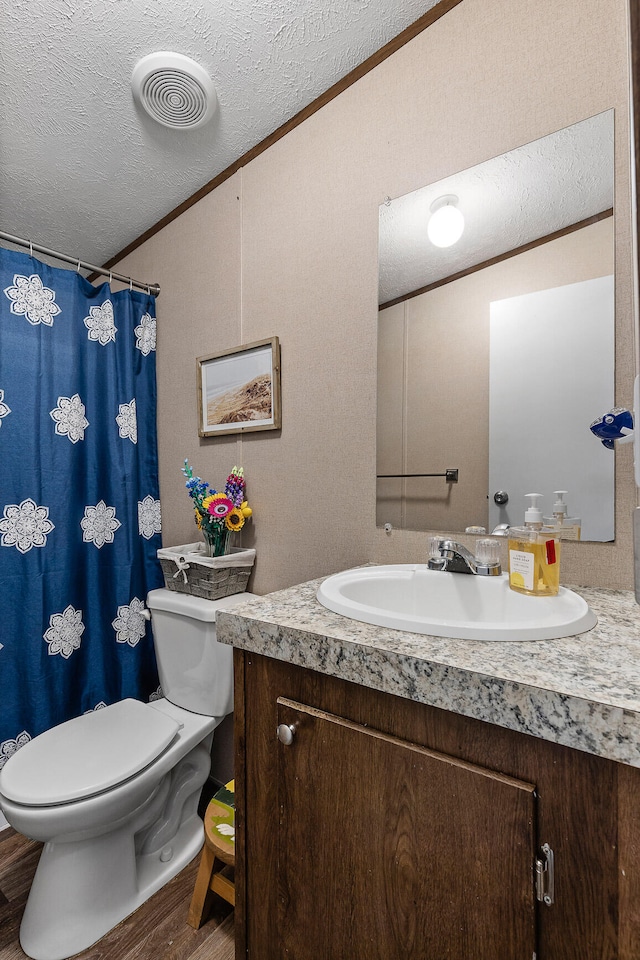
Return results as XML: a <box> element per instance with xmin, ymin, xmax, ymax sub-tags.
<box><xmin>77</xmin><ymin>260</ymin><xmax>81</xmax><ymax>274</ymax></box>
<box><xmin>109</xmin><ymin>271</ymin><xmax>113</xmax><ymax>285</ymax></box>
<box><xmin>29</xmin><ymin>241</ymin><xmax>33</xmax><ymax>258</ymax></box>
<box><xmin>129</xmin><ymin>278</ymin><xmax>133</xmax><ymax>291</ymax></box>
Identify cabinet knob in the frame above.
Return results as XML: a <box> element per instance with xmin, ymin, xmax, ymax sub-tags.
<box><xmin>277</xmin><ymin>723</ymin><xmax>295</xmax><ymax>746</ymax></box>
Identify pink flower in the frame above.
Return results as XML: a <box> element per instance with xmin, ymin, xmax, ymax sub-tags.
<box><xmin>207</xmin><ymin>496</ymin><xmax>234</xmax><ymax>518</ymax></box>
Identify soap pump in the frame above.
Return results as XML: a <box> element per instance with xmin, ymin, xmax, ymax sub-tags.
<box><xmin>508</xmin><ymin>494</ymin><xmax>560</xmax><ymax>597</ymax></box>
<box><xmin>524</xmin><ymin>493</ymin><xmax>543</xmax><ymax>529</ymax></box>
<box><xmin>544</xmin><ymin>490</ymin><xmax>581</xmax><ymax>540</ymax></box>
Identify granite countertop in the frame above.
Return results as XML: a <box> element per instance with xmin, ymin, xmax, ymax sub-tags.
<box><xmin>215</xmin><ymin>576</ymin><xmax>640</xmax><ymax>768</ymax></box>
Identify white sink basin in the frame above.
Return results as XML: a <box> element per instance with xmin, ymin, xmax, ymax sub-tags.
<box><xmin>316</xmin><ymin>565</ymin><xmax>597</xmax><ymax>641</ymax></box>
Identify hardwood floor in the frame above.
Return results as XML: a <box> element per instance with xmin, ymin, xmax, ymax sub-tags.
<box><xmin>0</xmin><ymin>828</ymin><xmax>235</xmax><ymax>960</ymax></box>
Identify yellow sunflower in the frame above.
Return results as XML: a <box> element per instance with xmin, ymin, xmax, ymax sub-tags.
<box><xmin>225</xmin><ymin>508</ymin><xmax>245</xmax><ymax>531</ymax></box>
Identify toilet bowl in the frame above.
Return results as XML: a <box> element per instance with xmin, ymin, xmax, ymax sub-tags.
<box><xmin>0</xmin><ymin>587</ymin><xmax>253</xmax><ymax>960</ymax></box>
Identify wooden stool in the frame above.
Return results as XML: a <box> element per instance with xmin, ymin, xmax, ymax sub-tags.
<box><xmin>187</xmin><ymin>781</ymin><xmax>235</xmax><ymax>929</ymax></box>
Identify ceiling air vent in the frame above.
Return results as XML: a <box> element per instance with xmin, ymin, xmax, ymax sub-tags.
<box><xmin>131</xmin><ymin>52</ymin><xmax>217</xmax><ymax>130</ymax></box>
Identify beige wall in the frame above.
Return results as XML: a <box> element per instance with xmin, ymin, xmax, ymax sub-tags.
<box><xmin>378</xmin><ymin>218</ymin><xmax>616</xmax><ymax>534</ymax></box>
<box><xmin>115</xmin><ymin>0</ymin><xmax>634</xmax><ymax>593</ymax></box>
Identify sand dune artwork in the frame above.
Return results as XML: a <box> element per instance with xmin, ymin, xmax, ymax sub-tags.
<box><xmin>207</xmin><ymin>372</ymin><xmax>272</xmax><ymax>424</ymax></box>
<box><xmin>198</xmin><ymin>337</ymin><xmax>281</xmax><ymax>437</ymax></box>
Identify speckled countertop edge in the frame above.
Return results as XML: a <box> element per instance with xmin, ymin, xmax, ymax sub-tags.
<box><xmin>216</xmin><ymin>576</ymin><xmax>640</xmax><ymax>768</ymax></box>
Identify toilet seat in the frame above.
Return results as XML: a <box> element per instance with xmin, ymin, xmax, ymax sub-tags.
<box><xmin>0</xmin><ymin>699</ymin><xmax>181</xmax><ymax>806</ymax></box>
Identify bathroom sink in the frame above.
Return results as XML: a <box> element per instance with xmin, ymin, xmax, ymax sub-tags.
<box><xmin>316</xmin><ymin>565</ymin><xmax>597</xmax><ymax>641</ymax></box>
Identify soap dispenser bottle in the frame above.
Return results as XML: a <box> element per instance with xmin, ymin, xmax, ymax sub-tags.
<box><xmin>508</xmin><ymin>494</ymin><xmax>560</xmax><ymax>597</ymax></box>
<box><xmin>543</xmin><ymin>490</ymin><xmax>581</xmax><ymax>540</ymax></box>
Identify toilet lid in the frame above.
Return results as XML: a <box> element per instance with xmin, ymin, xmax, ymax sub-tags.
<box><xmin>0</xmin><ymin>699</ymin><xmax>181</xmax><ymax>806</ymax></box>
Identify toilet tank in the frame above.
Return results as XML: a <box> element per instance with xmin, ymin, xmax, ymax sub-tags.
<box><xmin>146</xmin><ymin>588</ymin><xmax>255</xmax><ymax>716</ymax></box>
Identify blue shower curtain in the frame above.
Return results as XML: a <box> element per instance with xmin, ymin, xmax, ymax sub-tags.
<box><xmin>0</xmin><ymin>247</ymin><xmax>164</xmax><ymax>769</ymax></box>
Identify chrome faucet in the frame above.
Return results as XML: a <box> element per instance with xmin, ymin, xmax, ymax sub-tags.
<box><xmin>427</xmin><ymin>537</ymin><xmax>502</xmax><ymax>576</ymax></box>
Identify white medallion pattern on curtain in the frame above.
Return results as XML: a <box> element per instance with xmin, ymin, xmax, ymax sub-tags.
<box><xmin>3</xmin><ymin>274</ymin><xmax>61</xmax><ymax>326</ymax></box>
<box><xmin>44</xmin><ymin>605</ymin><xmax>85</xmax><ymax>659</ymax></box>
<box><xmin>116</xmin><ymin>398</ymin><xmax>137</xmax><ymax>443</ymax></box>
<box><xmin>83</xmin><ymin>299</ymin><xmax>117</xmax><ymax>344</ymax></box>
<box><xmin>0</xmin><ymin>498</ymin><xmax>55</xmax><ymax>553</ymax></box>
<box><xmin>80</xmin><ymin>500</ymin><xmax>121</xmax><ymax>548</ymax></box>
<box><xmin>134</xmin><ymin>313</ymin><xmax>156</xmax><ymax>355</ymax></box>
<box><xmin>0</xmin><ymin>389</ymin><xmax>10</xmax><ymax>426</ymax></box>
<box><xmin>50</xmin><ymin>394</ymin><xmax>89</xmax><ymax>443</ymax></box>
<box><xmin>0</xmin><ymin>731</ymin><xmax>32</xmax><ymax>770</ymax></box>
<box><xmin>84</xmin><ymin>702</ymin><xmax>108</xmax><ymax>713</ymax></box>
<box><xmin>138</xmin><ymin>495</ymin><xmax>162</xmax><ymax>539</ymax></box>
<box><xmin>112</xmin><ymin>597</ymin><xmax>147</xmax><ymax>647</ymax></box>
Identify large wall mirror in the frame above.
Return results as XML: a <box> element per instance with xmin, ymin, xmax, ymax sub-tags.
<box><xmin>377</xmin><ymin>110</ymin><xmax>615</xmax><ymax>542</ymax></box>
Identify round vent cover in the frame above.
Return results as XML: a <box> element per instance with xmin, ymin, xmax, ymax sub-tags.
<box><xmin>132</xmin><ymin>52</ymin><xmax>217</xmax><ymax>130</ymax></box>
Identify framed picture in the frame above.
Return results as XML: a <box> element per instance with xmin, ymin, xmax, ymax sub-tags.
<box><xmin>196</xmin><ymin>336</ymin><xmax>281</xmax><ymax>437</ymax></box>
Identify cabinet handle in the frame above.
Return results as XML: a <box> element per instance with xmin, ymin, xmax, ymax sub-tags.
<box><xmin>277</xmin><ymin>723</ymin><xmax>296</xmax><ymax>746</ymax></box>
<box><xmin>536</xmin><ymin>843</ymin><xmax>555</xmax><ymax>905</ymax></box>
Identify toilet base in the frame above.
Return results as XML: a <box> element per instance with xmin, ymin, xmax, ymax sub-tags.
<box><xmin>20</xmin><ymin>814</ymin><xmax>205</xmax><ymax>960</ymax></box>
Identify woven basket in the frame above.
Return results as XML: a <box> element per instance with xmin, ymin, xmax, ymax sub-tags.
<box><xmin>157</xmin><ymin>542</ymin><xmax>256</xmax><ymax>601</ymax></box>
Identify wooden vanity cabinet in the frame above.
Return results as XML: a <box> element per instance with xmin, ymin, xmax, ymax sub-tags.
<box><xmin>233</xmin><ymin>650</ymin><xmax>640</xmax><ymax>959</ymax></box>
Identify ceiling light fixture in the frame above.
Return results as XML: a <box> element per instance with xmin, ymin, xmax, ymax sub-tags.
<box><xmin>132</xmin><ymin>52</ymin><xmax>217</xmax><ymax>130</ymax></box>
<box><xmin>427</xmin><ymin>195</ymin><xmax>465</xmax><ymax>248</ymax></box>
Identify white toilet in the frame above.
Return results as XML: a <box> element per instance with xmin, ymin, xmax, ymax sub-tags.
<box><xmin>0</xmin><ymin>587</ymin><xmax>252</xmax><ymax>960</ymax></box>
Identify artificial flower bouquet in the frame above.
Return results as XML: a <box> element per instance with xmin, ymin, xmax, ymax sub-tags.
<box><xmin>182</xmin><ymin>460</ymin><xmax>253</xmax><ymax>557</ymax></box>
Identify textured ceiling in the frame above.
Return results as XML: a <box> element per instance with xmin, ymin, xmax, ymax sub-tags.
<box><xmin>1</xmin><ymin>0</ymin><xmax>442</xmax><ymax>269</ymax></box>
<box><xmin>378</xmin><ymin>110</ymin><xmax>615</xmax><ymax>305</ymax></box>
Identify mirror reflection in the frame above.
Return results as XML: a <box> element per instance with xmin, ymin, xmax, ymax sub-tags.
<box><xmin>377</xmin><ymin>110</ymin><xmax>615</xmax><ymax>542</ymax></box>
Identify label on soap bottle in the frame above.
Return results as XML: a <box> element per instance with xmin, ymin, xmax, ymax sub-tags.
<box><xmin>509</xmin><ymin>549</ymin><xmax>534</xmax><ymax>591</ymax></box>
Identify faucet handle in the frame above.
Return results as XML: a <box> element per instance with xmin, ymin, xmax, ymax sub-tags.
<box><xmin>427</xmin><ymin>536</ymin><xmax>443</xmax><ymax>561</ymax></box>
<box><xmin>427</xmin><ymin>536</ymin><xmax>448</xmax><ymax>569</ymax></box>
<box><xmin>475</xmin><ymin>538</ymin><xmax>500</xmax><ymax>566</ymax></box>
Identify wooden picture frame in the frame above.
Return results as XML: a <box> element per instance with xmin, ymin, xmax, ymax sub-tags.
<box><xmin>196</xmin><ymin>336</ymin><xmax>281</xmax><ymax>437</ymax></box>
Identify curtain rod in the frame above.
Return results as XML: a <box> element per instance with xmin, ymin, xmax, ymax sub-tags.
<box><xmin>0</xmin><ymin>231</ymin><xmax>160</xmax><ymax>297</ymax></box>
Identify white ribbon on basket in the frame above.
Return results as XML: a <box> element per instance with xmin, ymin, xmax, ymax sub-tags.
<box><xmin>172</xmin><ymin>555</ymin><xmax>191</xmax><ymax>583</ymax></box>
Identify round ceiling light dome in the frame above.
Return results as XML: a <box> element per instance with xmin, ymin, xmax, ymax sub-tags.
<box><xmin>427</xmin><ymin>194</ymin><xmax>465</xmax><ymax>248</ymax></box>
<box><xmin>132</xmin><ymin>52</ymin><xmax>217</xmax><ymax>130</ymax></box>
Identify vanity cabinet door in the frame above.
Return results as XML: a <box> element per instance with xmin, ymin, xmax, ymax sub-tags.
<box><xmin>276</xmin><ymin>697</ymin><xmax>537</xmax><ymax>960</ymax></box>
